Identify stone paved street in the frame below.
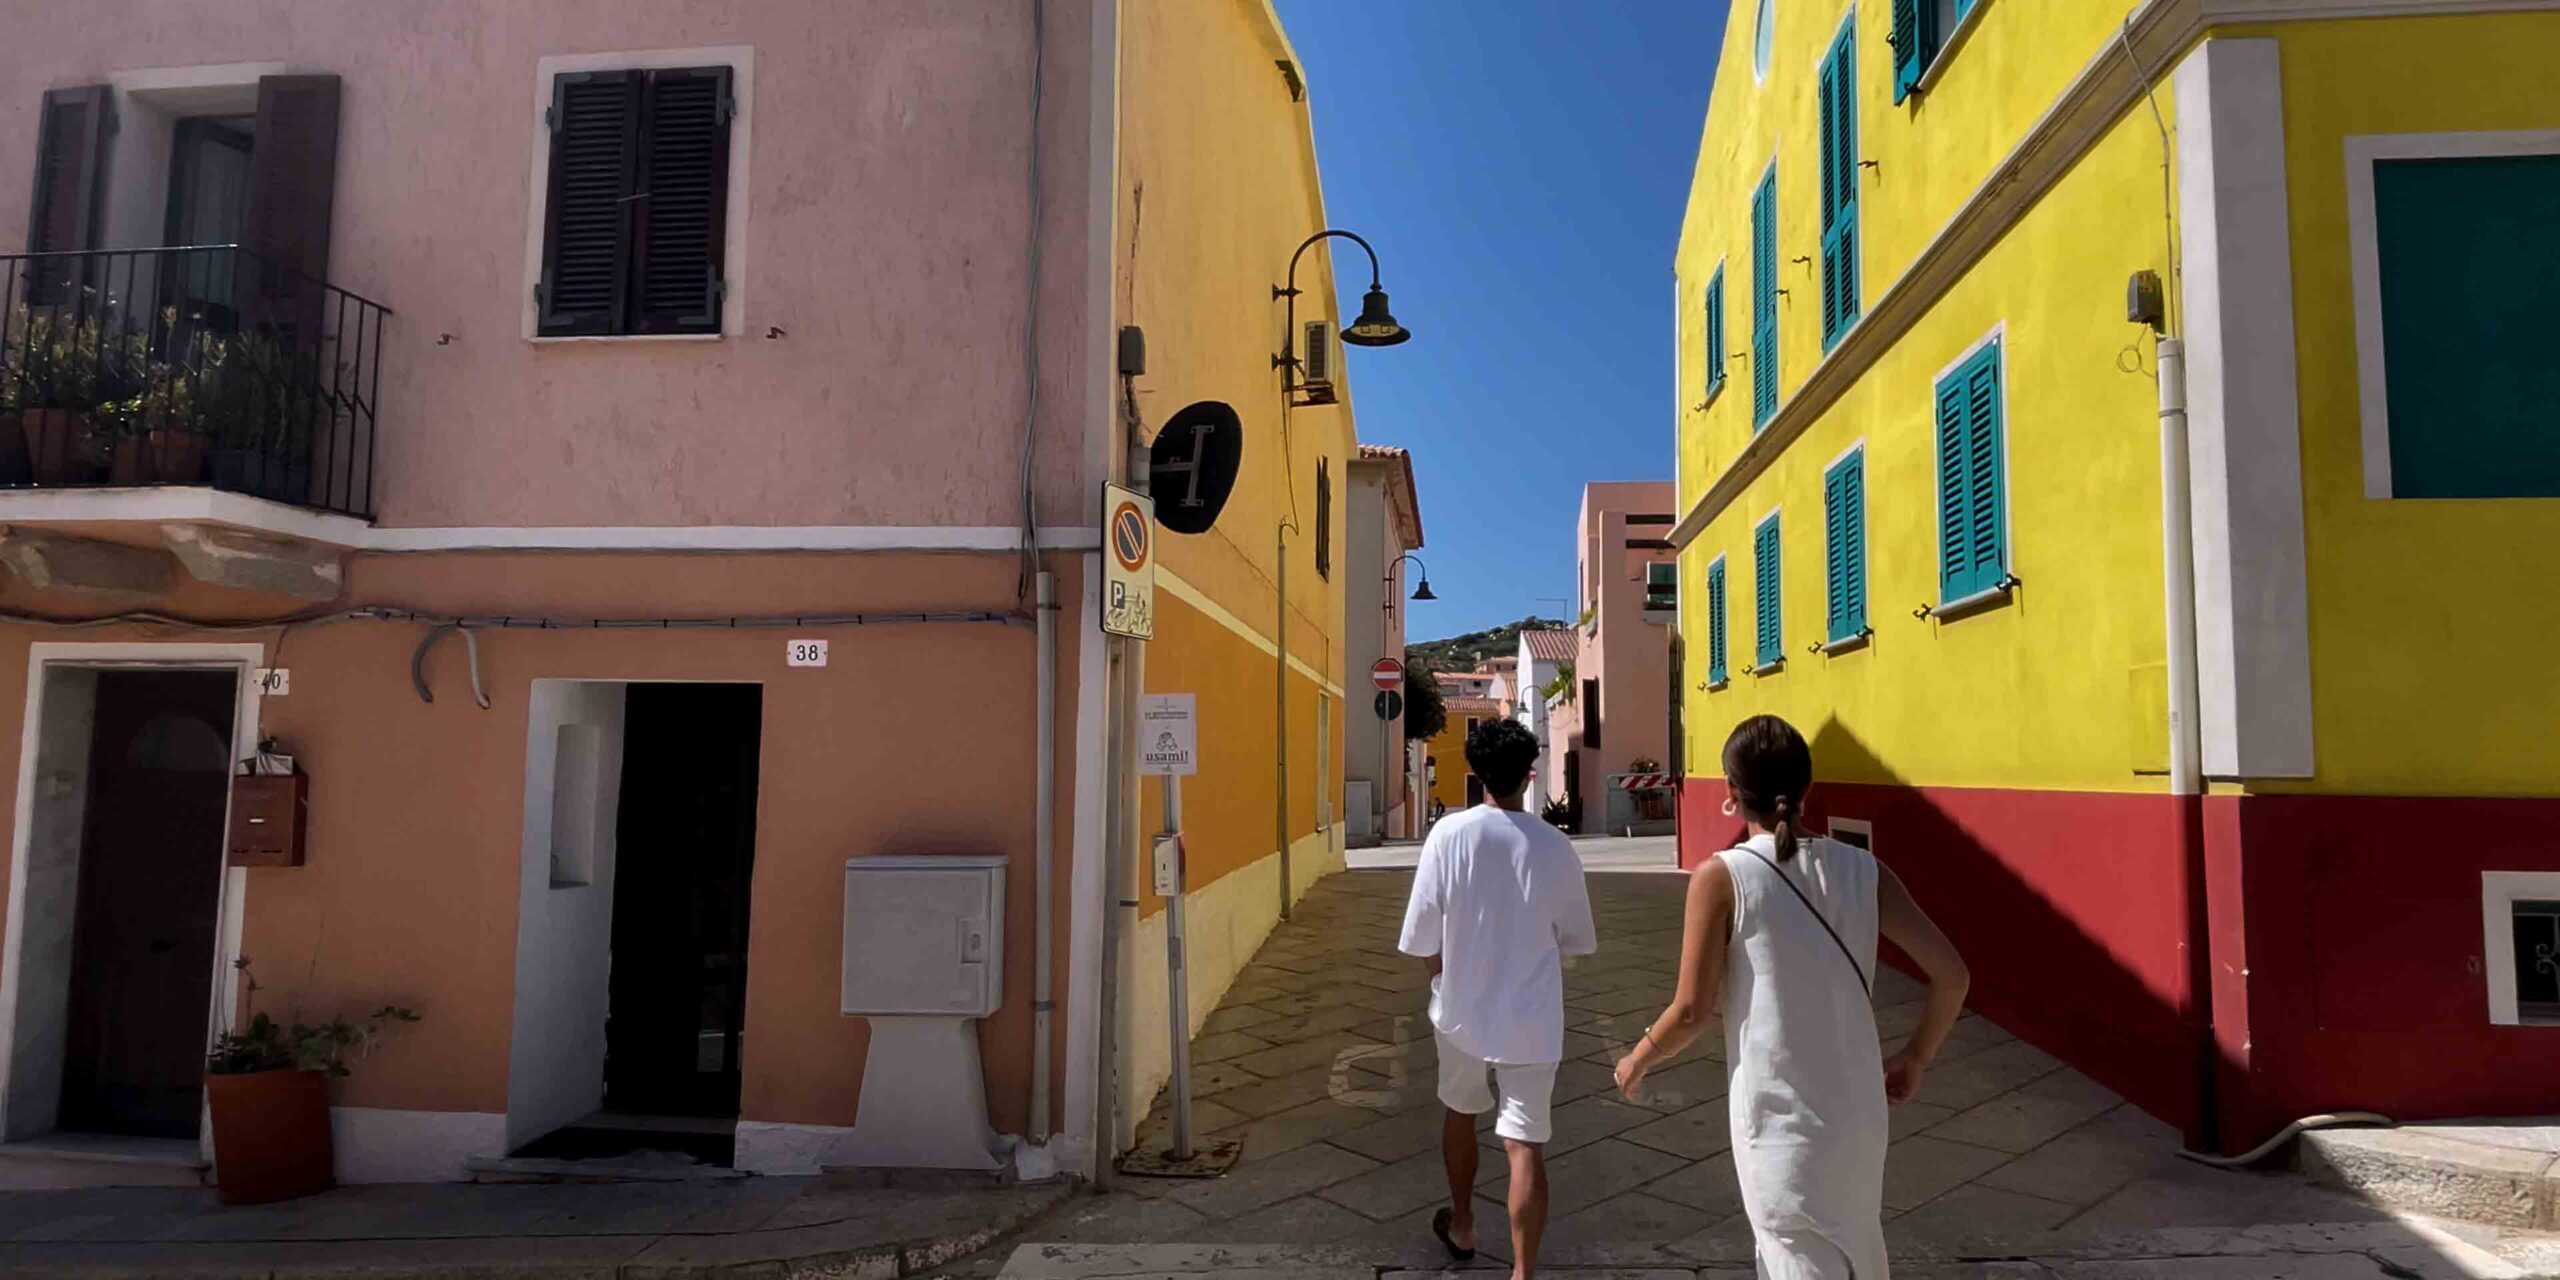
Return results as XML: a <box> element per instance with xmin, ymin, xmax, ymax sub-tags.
<box><xmin>1008</xmin><ymin>868</ymin><xmax>2558</xmax><ymax>1277</ymax></box>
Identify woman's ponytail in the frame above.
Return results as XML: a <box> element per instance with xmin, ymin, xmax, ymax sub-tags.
<box><xmin>1770</xmin><ymin>794</ymin><xmax>1799</xmax><ymax>862</ymax></box>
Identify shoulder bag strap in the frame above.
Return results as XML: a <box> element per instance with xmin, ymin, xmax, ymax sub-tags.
<box><xmin>1741</xmin><ymin>849</ymin><xmax>1872</xmax><ymax>997</ymax></box>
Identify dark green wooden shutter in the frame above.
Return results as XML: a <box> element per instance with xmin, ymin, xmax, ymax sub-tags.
<box><xmin>243</xmin><ymin>75</ymin><xmax>341</xmax><ymax>349</ymax></box>
<box><xmin>629</xmin><ymin>66</ymin><xmax>733</xmax><ymax>335</ymax></box>
<box><xmin>1704</xmin><ymin>268</ymin><xmax>1726</xmax><ymax>395</ymax></box>
<box><xmin>24</xmin><ymin>85</ymin><xmax>112</xmax><ymax>305</ymax></box>
<box><xmin>1751</xmin><ymin>170</ymin><xmax>1778</xmax><ymax>428</ymax></box>
<box><xmin>1707</xmin><ymin>559</ymin><xmax>1729</xmax><ymax>684</ymax></box>
<box><xmin>1754</xmin><ymin>515</ymin><xmax>1782</xmax><ymax>667</ymax></box>
<box><xmin>1826</xmin><ymin>450</ymin><xmax>1867</xmax><ymax>641</ymax></box>
<box><xmin>1819</xmin><ymin>29</ymin><xmax>1860</xmax><ymax>350</ymax></box>
<box><xmin>537</xmin><ymin>71</ymin><xmax>641</xmax><ymax>336</ymax></box>
<box><xmin>1891</xmin><ymin>0</ymin><xmax>1936</xmax><ymax>101</ymax></box>
<box><xmin>1314</xmin><ymin>460</ymin><xmax>1331</xmax><ymax>580</ymax></box>
<box><xmin>1934</xmin><ymin>341</ymin><xmax>2007</xmax><ymax>601</ymax></box>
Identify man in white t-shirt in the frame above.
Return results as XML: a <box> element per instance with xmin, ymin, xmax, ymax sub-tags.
<box><xmin>1398</xmin><ymin>718</ymin><xmax>1597</xmax><ymax>1278</ymax></box>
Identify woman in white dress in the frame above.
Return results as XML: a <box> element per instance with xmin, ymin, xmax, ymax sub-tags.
<box><xmin>1614</xmin><ymin>716</ymin><xmax>1970</xmax><ymax>1279</ymax></box>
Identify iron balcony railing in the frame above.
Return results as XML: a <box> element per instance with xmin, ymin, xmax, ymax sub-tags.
<box><xmin>0</xmin><ymin>245</ymin><xmax>390</xmax><ymax>519</ymax></box>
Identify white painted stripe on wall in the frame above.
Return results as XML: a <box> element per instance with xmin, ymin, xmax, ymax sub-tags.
<box><xmin>2173</xmin><ymin>38</ymin><xmax>2317</xmax><ymax>780</ymax></box>
<box><xmin>332</xmin><ymin>1108</ymin><xmax>506</xmax><ymax>1184</ymax></box>
<box><xmin>1154</xmin><ymin>568</ymin><xmax>1345</xmax><ymax>698</ymax></box>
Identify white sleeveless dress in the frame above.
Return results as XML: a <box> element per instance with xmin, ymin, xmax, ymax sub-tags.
<box><xmin>1718</xmin><ymin>833</ymin><xmax>1890</xmax><ymax>1279</ymax></box>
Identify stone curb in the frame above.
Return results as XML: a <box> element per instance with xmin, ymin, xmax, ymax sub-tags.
<box><xmin>0</xmin><ymin>1179</ymin><xmax>1076</xmax><ymax>1280</ymax></box>
<box><xmin>2300</xmin><ymin>1128</ymin><xmax>2560</xmax><ymax>1231</ymax></box>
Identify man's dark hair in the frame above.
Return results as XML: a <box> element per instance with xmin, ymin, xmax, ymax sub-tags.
<box><xmin>1464</xmin><ymin>718</ymin><xmax>1540</xmax><ymax>800</ymax></box>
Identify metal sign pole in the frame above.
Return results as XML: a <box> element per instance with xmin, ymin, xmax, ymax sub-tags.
<box><xmin>1161</xmin><ymin>773</ymin><xmax>1193</xmax><ymax>1161</ymax></box>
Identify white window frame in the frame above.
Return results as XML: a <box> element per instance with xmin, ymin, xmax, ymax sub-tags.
<box><xmin>2483</xmin><ymin>870</ymin><xmax>2560</xmax><ymax>1027</ymax></box>
<box><xmin>521</xmin><ymin>45</ymin><xmax>756</xmax><ymax>343</ymax></box>
<box><xmin>2344</xmin><ymin>129</ymin><xmax>2560</xmax><ymax>499</ymax></box>
<box><xmin>1913</xmin><ymin>0</ymin><xmax>1996</xmax><ymax>97</ymax></box>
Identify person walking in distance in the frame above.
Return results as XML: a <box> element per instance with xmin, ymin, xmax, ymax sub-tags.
<box><xmin>1615</xmin><ymin>715</ymin><xmax>1969</xmax><ymax>1278</ymax></box>
<box><xmin>1398</xmin><ymin>719</ymin><xmax>1597</xmax><ymax>1279</ymax></box>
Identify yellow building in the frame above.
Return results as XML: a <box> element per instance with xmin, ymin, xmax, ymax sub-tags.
<box><xmin>1671</xmin><ymin>0</ymin><xmax>2560</xmax><ymax>1151</ymax></box>
<box><xmin>1422</xmin><ymin>696</ymin><xmax>1509</xmax><ymax>815</ymax></box>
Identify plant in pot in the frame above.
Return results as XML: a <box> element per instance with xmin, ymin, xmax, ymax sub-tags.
<box><xmin>202</xmin><ymin>331</ymin><xmax>329</xmax><ymax>505</ymax></box>
<box><xmin>205</xmin><ymin>959</ymin><xmax>420</xmax><ymax>1205</ymax></box>
<box><xmin>0</xmin><ymin>305</ymin><xmax>122</xmax><ymax>486</ymax></box>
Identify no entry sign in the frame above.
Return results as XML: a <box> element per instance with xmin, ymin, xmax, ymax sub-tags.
<box><xmin>1371</xmin><ymin>659</ymin><xmax>1404</xmax><ymax>692</ymax></box>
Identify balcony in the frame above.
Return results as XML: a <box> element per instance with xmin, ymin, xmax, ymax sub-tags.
<box><xmin>1643</xmin><ymin>589</ymin><xmax>1677</xmax><ymax>623</ymax></box>
<box><xmin>0</xmin><ymin>246</ymin><xmax>390</xmax><ymax>520</ymax></box>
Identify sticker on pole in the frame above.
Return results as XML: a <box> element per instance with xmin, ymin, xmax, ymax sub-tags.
<box><xmin>1102</xmin><ymin>483</ymin><xmax>1156</xmax><ymax>640</ymax></box>
<box><xmin>1139</xmin><ymin>693</ymin><xmax>1196</xmax><ymax>776</ymax></box>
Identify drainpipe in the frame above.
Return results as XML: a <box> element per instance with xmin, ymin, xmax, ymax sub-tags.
<box><xmin>1275</xmin><ymin>527</ymin><xmax>1292</xmax><ymax>921</ymax></box>
<box><xmin>2156</xmin><ymin>336</ymin><xmax>2217</xmax><ymax>1152</ymax></box>
<box><xmin>1030</xmin><ymin>569</ymin><xmax>1057</xmax><ymax>1145</ymax></box>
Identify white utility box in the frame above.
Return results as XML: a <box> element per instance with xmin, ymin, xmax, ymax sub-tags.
<box><xmin>836</xmin><ymin>855</ymin><xmax>1007</xmax><ymax>1169</ymax></box>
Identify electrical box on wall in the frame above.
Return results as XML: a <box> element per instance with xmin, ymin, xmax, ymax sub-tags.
<box><xmin>229</xmin><ymin>773</ymin><xmax>307</xmax><ymax>867</ymax></box>
<box><xmin>840</xmin><ymin>855</ymin><xmax>1006</xmax><ymax>1017</ymax></box>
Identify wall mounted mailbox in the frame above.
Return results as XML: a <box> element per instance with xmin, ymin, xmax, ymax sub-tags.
<box><xmin>229</xmin><ymin>773</ymin><xmax>308</xmax><ymax>867</ymax></box>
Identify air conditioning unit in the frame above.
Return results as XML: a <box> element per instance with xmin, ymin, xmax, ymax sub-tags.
<box><xmin>1297</xmin><ymin>319</ymin><xmax>1339</xmax><ymax>405</ymax></box>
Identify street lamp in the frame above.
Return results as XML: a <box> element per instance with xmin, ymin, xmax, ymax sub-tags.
<box><xmin>1273</xmin><ymin>230</ymin><xmax>1411</xmax><ymax>397</ymax></box>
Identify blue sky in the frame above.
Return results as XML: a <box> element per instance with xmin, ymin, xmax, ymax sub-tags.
<box><xmin>1273</xmin><ymin>0</ymin><xmax>1731</xmax><ymax>640</ymax></box>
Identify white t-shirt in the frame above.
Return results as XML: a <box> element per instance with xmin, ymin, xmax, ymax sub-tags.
<box><xmin>1397</xmin><ymin>804</ymin><xmax>1599</xmax><ymax>1064</ymax></box>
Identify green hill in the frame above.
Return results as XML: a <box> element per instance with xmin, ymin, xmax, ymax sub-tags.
<box><xmin>1408</xmin><ymin>616</ymin><xmax>1568</xmax><ymax>672</ymax></box>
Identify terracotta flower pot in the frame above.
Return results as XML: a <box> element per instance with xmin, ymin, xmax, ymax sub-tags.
<box><xmin>17</xmin><ymin>409</ymin><xmax>101</xmax><ymax>486</ymax></box>
<box><xmin>107</xmin><ymin>436</ymin><xmax>148</xmax><ymax>486</ymax></box>
<box><xmin>149</xmin><ymin>430</ymin><xmax>210</xmax><ymax>484</ymax></box>
<box><xmin>207</xmin><ymin>1067</ymin><xmax>335</xmax><ymax>1205</ymax></box>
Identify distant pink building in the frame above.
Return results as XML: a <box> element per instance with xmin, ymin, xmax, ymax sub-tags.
<box><xmin>1551</xmin><ymin>482</ymin><xmax>1678</xmax><ymax>834</ymax></box>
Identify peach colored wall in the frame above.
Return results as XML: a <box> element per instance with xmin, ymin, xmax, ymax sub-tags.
<box><xmin>1562</xmin><ymin>482</ymin><xmax>1676</xmax><ymax>814</ymax></box>
<box><xmin>0</xmin><ymin>0</ymin><xmax>1102</xmax><ymax>531</ymax></box>
<box><xmin>0</xmin><ymin>548</ymin><xmax>1083</xmax><ymax>1134</ymax></box>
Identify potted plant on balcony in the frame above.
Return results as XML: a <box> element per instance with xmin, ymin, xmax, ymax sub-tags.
<box><xmin>205</xmin><ymin>960</ymin><xmax>420</xmax><ymax>1206</ymax></box>
<box><xmin>200</xmin><ymin>331</ymin><xmax>325</xmax><ymax>505</ymax></box>
<box><xmin>0</xmin><ymin>305</ymin><xmax>120</xmax><ymax>486</ymax></box>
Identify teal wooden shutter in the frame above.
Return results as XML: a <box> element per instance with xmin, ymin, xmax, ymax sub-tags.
<box><xmin>1753</xmin><ymin>515</ymin><xmax>1782</xmax><ymax>667</ymax></box>
<box><xmin>1933</xmin><ymin>341</ymin><xmax>2007</xmax><ymax>601</ymax></box>
<box><xmin>1704</xmin><ymin>268</ymin><xmax>1726</xmax><ymax>396</ymax></box>
<box><xmin>1707</xmin><ymin>559</ymin><xmax>1729</xmax><ymax>684</ymax></box>
<box><xmin>1825</xmin><ymin>450</ymin><xmax>1867</xmax><ymax>642</ymax></box>
<box><xmin>1891</xmin><ymin>0</ymin><xmax>1927</xmax><ymax>101</ymax></box>
<box><xmin>1751</xmin><ymin>170</ymin><xmax>1778</xmax><ymax>428</ymax></box>
<box><xmin>1819</xmin><ymin>28</ymin><xmax>1860</xmax><ymax>350</ymax></box>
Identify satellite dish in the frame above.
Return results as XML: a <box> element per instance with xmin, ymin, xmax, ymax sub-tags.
<box><xmin>1149</xmin><ymin>401</ymin><xmax>1244</xmax><ymax>536</ymax></box>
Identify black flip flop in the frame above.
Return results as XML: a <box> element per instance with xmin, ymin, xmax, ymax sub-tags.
<box><xmin>1431</xmin><ymin>1207</ymin><xmax>1477</xmax><ymax>1262</ymax></box>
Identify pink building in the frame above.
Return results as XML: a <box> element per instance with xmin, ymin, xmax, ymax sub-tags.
<box><xmin>1551</xmin><ymin>481</ymin><xmax>1678</xmax><ymax>834</ymax></box>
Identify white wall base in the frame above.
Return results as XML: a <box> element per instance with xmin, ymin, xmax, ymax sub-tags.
<box><xmin>331</xmin><ymin>1107</ymin><xmax>507</xmax><ymax>1183</ymax></box>
<box><xmin>1120</xmin><ymin>826</ymin><xmax>1345</xmax><ymax>1133</ymax></box>
<box><xmin>733</xmin><ymin>1120</ymin><xmax>856</xmax><ymax>1176</ymax></box>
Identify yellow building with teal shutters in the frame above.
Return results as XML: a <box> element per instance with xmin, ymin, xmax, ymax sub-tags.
<box><xmin>1670</xmin><ymin>0</ymin><xmax>2560</xmax><ymax>1152</ymax></box>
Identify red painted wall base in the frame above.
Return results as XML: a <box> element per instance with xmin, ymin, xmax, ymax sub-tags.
<box><xmin>1678</xmin><ymin>776</ymin><xmax>2560</xmax><ymax>1151</ymax></box>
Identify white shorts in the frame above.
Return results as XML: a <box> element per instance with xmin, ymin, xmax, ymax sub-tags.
<box><xmin>1434</xmin><ymin>1032</ymin><xmax>1559</xmax><ymax>1145</ymax></box>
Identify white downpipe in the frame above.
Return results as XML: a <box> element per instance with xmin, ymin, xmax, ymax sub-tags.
<box><xmin>1031</xmin><ymin>570</ymin><xmax>1057</xmax><ymax>1142</ymax></box>
<box><xmin>2158</xmin><ymin>337</ymin><xmax>2201</xmax><ymax>796</ymax></box>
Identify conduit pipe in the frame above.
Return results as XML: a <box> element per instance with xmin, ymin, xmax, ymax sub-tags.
<box><xmin>1030</xmin><ymin>569</ymin><xmax>1059</xmax><ymax>1147</ymax></box>
<box><xmin>2156</xmin><ymin>337</ymin><xmax>2219</xmax><ymax>1151</ymax></box>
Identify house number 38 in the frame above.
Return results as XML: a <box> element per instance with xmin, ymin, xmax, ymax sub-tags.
<box><xmin>786</xmin><ymin>639</ymin><xmax>829</xmax><ymax>668</ymax></box>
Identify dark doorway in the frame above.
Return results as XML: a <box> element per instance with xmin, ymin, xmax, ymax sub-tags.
<box><xmin>59</xmin><ymin>670</ymin><xmax>237</xmax><ymax>1140</ymax></box>
<box><xmin>602</xmin><ymin>683</ymin><xmax>761</xmax><ymax>1119</ymax></box>
<box><xmin>1466</xmin><ymin>776</ymin><xmax>1485</xmax><ymax>806</ymax></box>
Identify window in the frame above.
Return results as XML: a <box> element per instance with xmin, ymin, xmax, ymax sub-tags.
<box><xmin>1646</xmin><ymin>562</ymin><xmax>1677</xmax><ymax>612</ymax></box>
<box><xmin>1829</xmin><ymin>817</ymin><xmax>1873</xmax><ymax>851</ymax></box>
<box><xmin>1893</xmin><ymin>0</ymin><xmax>1982</xmax><ymax>101</ymax></box>
<box><xmin>536</xmin><ymin>65</ymin><xmax>736</xmax><ymax>336</ymax></box>
<box><xmin>1751</xmin><ymin>166</ymin><xmax>1779</xmax><ymax>429</ymax></box>
<box><xmin>1753</xmin><ymin>511</ymin><xmax>1783</xmax><ymax>669</ymax></box>
<box><xmin>1582</xmin><ymin>679</ymin><xmax>1601</xmax><ymax>749</ymax></box>
<box><xmin>1702</xmin><ymin>266</ymin><xmax>1728</xmax><ymax>402</ymax></box>
<box><xmin>1818</xmin><ymin>25</ymin><xmax>1861</xmax><ymax>350</ymax></box>
<box><xmin>1934</xmin><ymin>337</ymin><xmax>2009</xmax><ymax>604</ymax></box>
<box><xmin>1753</xmin><ymin>0</ymin><xmax>1776</xmax><ymax>82</ymax></box>
<box><xmin>1315</xmin><ymin>460</ymin><xmax>1332</xmax><ymax>580</ymax></box>
<box><xmin>1706</xmin><ymin>556</ymin><xmax>1730</xmax><ymax>686</ymax></box>
<box><xmin>1824</xmin><ymin>447</ymin><xmax>1869</xmax><ymax>643</ymax></box>
<box><xmin>2354</xmin><ymin>145</ymin><xmax>2560</xmax><ymax>499</ymax></box>
<box><xmin>2485</xmin><ymin>873</ymin><xmax>2560</xmax><ymax>1026</ymax></box>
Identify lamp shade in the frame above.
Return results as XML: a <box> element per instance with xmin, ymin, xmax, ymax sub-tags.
<box><xmin>1342</xmin><ymin>285</ymin><xmax>1410</xmax><ymax>347</ymax></box>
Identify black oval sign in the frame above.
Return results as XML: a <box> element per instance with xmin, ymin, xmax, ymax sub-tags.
<box><xmin>1149</xmin><ymin>401</ymin><xmax>1244</xmax><ymax>536</ymax></box>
